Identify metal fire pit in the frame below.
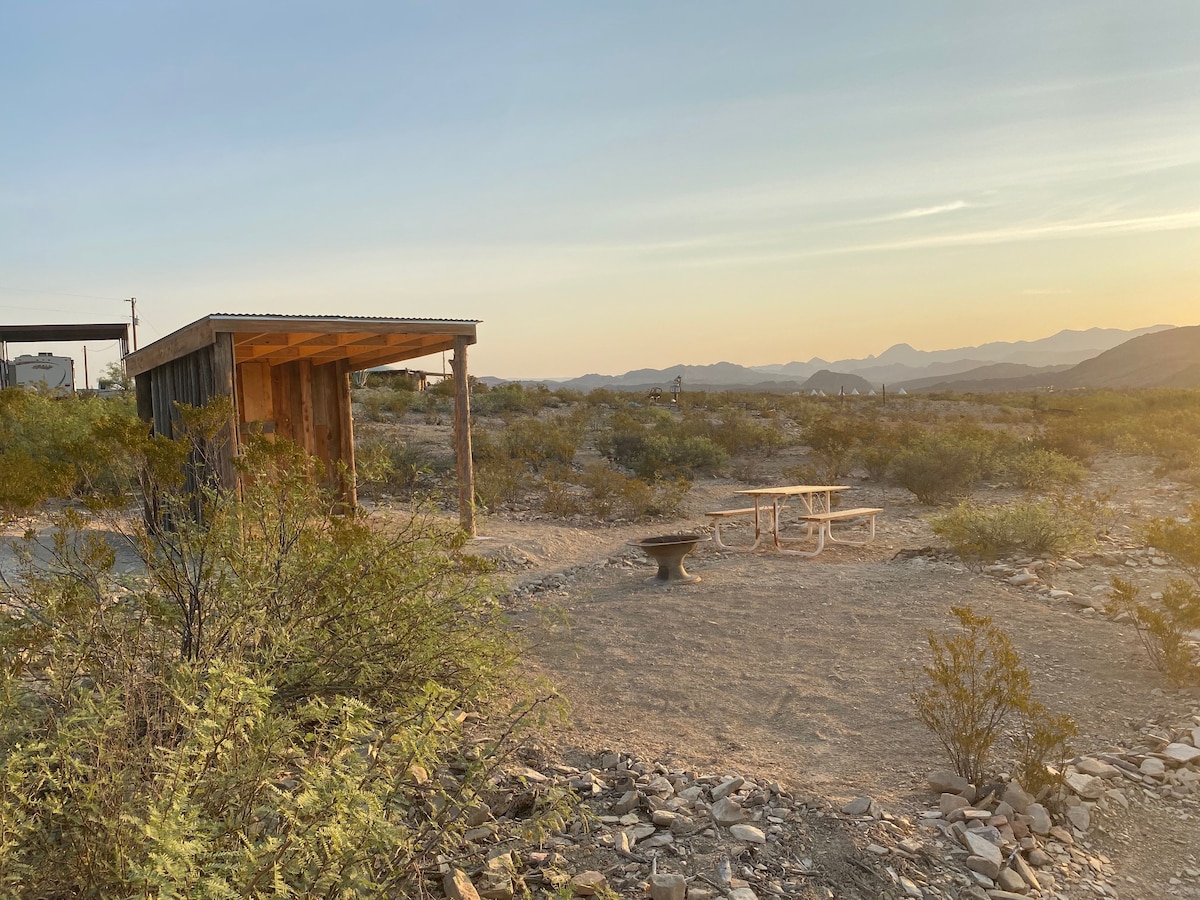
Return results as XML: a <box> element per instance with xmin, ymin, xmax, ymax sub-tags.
<box><xmin>628</xmin><ymin>533</ymin><xmax>710</xmax><ymax>585</ymax></box>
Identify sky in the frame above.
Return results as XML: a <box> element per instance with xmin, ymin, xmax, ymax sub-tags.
<box><xmin>2</xmin><ymin>2</ymin><xmax>1198</xmax><ymax>380</ymax></box>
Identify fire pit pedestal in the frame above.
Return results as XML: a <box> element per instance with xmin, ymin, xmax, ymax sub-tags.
<box><xmin>628</xmin><ymin>534</ymin><xmax>710</xmax><ymax>585</ymax></box>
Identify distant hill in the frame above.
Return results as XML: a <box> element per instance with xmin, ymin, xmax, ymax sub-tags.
<box><xmin>895</xmin><ymin>363</ymin><xmax>1071</xmax><ymax>393</ymax></box>
<box><xmin>799</xmin><ymin>370</ymin><xmax>874</xmax><ymax>394</ymax></box>
<box><xmin>1052</xmin><ymin>325</ymin><xmax>1200</xmax><ymax>389</ymax></box>
<box><xmin>900</xmin><ymin>326</ymin><xmax>1200</xmax><ymax>392</ymax></box>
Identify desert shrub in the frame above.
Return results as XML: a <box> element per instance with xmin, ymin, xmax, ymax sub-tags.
<box><xmin>355</xmin><ymin>432</ymin><xmax>435</xmax><ymax>491</ymax></box>
<box><xmin>357</xmin><ymin>388</ymin><xmax>415</xmax><ymax>422</ymax></box>
<box><xmin>1110</xmin><ymin>510</ymin><xmax>1200</xmax><ymax>686</ymax></box>
<box><xmin>802</xmin><ymin>413</ymin><xmax>861</xmax><ymax>480</ymax></box>
<box><xmin>912</xmin><ymin>606</ymin><xmax>1076</xmax><ymax>787</ymax></box>
<box><xmin>687</xmin><ymin>409</ymin><xmax>784</xmax><ymax>457</ymax></box>
<box><xmin>0</xmin><ymin>437</ymin><xmax>558</xmax><ymax>897</ymax></box>
<box><xmin>501</xmin><ymin>415</ymin><xmax>584</xmax><ymax>472</ymax></box>
<box><xmin>599</xmin><ymin>420</ymin><xmax>727</xmax><ymax>482</ymax></box>
<box><xmin>931</xmin><ymin>498</ymin><xmax>1093</xmax><ymax>561</ymax></box>
<box><xmin>1011</xmin><ymin>699</ymin><xmax>1078</xmax><ymax>802</ymax></box>
<box><xmin>473</xmin><ymin>460</ymin><xmax>531</xmax><ymax>511</ymax></box>
<box><xmin>0</xmin><ymin>389</ymin><xmax>140</xmax><ymax>516</ymax></box>
<box><xmin>1002</xmin><ymin>446</ymin><xmax>1086</xmax><ymax>490</ymax></box>
<box><xmin>1109</xmin><ymin>577</ymin><xmax>1200</xmax><ymax>686</ymax></box>
<box><xmin>1146</xmin><ymin>504</ymin><xmax>1200</xmax><ymax>583</ymax></box>
<box><xmin>577</xmin><ymin>462</ymin><xmax>689</xmax><ymax>521</ymax></box>
<box><xmin>890</xmin><ymin>427</ymin><xmax>994</xmax><ymax>504</ymax></box>
<box><xmin>471</xmin><ymin>381</ymin><xmax>538</xmax><ymax>417</ymax></box>
<box><xmin>541</xmin><ymin>478</ymin><xmax>583</xmax><ymax>517</ymax></box>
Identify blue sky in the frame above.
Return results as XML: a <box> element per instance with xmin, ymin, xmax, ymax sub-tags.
<box><xmin>2</xmin><ymin>2</ymin><xmax>1198</xmax><ymax>378</ymax></box>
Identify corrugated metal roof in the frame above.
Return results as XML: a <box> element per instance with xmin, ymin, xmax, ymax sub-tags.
<box><xmin>0</xmin><ymin>323</ymin><xmax>131</xmax><ymax>343</ymax></box>
<box><xmin>125</xmin><ymin>313</ymin><xmax>479</xmax><ymax>376</ymax></box>
<box><xmin>210</xmin><ymin>313</ymin><xmax>482</xmax><ymax>324</ymax></box>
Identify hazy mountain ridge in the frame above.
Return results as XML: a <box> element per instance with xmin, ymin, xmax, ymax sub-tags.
<box><xmin>749</xmin><ymin>325</ymin><xmax>1175</xmax><ymax>384</ymax></box>
<box><xmin>480</xmin><ymin>326</ymin><xmax>1190</xmax><ymax>393</ymax></box>
<box><xmin>901</xmin><ymin>326</ymin><xmax>1200</xmax><ymax>393</ymax></box>
<box><xmin>489</xmin><ymin>325</ymin><xmax>1178</xmax><ymax>392</ymax></box>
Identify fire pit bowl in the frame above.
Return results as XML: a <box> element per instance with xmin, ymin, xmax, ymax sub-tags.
<box><xmin>628</xmin><ymin>533</ymin><xmax>710</xmax><ymax>585</ymax></box>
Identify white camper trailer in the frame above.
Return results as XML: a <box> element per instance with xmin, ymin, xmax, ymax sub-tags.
<box><xmin>10</xmin><ymin>352</ymin><xmax>75</xmax><ymax>391</ymax></box>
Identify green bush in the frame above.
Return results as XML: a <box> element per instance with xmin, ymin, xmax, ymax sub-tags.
<box><xmin>0</xmin><ymin>388</ymin><xmax>140</xmax><ymax>517</ymax></box>
<box><xmin>1108</xmin><ymin>510</ymin><xmax>1200</xmax><ymax>686</ymax></box>
<box><xmin>0</xmin><ymin>439</ymin><xmax>556</xmax><ymax>897</ymax></box>
<box><xmin>357</xmin><ymin>388</ymin><xmax>415</xmax><ymax>422</ymax></box>
<box><xmin>1002</xmin><ymin>446</ymin><xmax>1086</xmax><ymax>491</ymax></box>
<box><xmin>890</xmin><ymin>427</ymin><xmax>994</xmax><ymax>504</ymax></box>
<box><xmin>355</xmin><ymin>432</ymin><xmax>435</xmax><ymax>491</ymax></box>
<box><xmin>802</xmin><ymin>413</ymin><xmax>861</xmax><ymax>481</ymax></box>
<box><xmin>1109</xmin><ymin>577</ymin><xmax>1200</xmax><ymax>687</ymax></box>
<box><xmin>599</xmin><ymin>421</ymin><xmax>727</xmax><ymax>481</ymax></box>
<box><xmin>500</xmin><ymin>414</ymin><xmax>584</xmax><ymax>472</ymax></box>
<box><xmin>577</xmin><ymin>462</ymin><xmax>689</xmax><ymax>521</ymax></box>
<box><xmin>931</xmin><ymin>498</ymin><xmax>1093</xmax><ymax>561</ymax></box>
<box><xmin>912</xmin><ymin>606</ymin><xmax>1074</xmax><ymax>788</ymax></box>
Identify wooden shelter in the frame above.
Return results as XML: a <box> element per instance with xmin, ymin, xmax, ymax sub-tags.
<box><xmin>123</xmin><ymin>314</ymin><xmax>480</xmax><ymax>533</ymax></box>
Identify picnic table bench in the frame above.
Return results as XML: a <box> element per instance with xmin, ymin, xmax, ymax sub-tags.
<box><xmin>789</xmin><ymin>507</ymin><xmax>882</xmax><ymax>557</ymax></box>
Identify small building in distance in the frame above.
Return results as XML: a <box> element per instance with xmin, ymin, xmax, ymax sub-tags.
<box><xmin>123</xmin><ymin>313</ymin><xmax>481</xmax><ymax>533</ymax></box>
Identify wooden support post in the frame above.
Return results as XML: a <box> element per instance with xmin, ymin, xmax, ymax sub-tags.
<box><xmin>211</xmin><ymin>333</ymin><xmax>240</xmax><ymax>494</ymax></box>
<box><xmin>336</xmin><ymin>359</ymin><xmax>358</xmax><ymax>510</ymax></box>
<box><xmin>452</xmin><ymin>335</ymin><xmax>476</xmax><ymax>537</ymax></box>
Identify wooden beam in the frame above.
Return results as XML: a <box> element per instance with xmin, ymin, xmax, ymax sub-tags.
<box><xmin>334</xmin><ymin>338</ymin><xmax>456</xmax><ymax>372</ymax></box>
<box><xmin>124</xmin><ymin>319</ymin><xmax>217</xmax><ymax>376</ymax></box>
<box><xmin>452</xmin><ymin>335</ymin><xmax>476</xmax><ymax>537</ymax></box>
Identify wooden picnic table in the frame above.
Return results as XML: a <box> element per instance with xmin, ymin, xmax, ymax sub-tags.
<box><xmin>705</xmin><ymin>485</ymin><xmax>880</xmax><ymax>557</ymax></box>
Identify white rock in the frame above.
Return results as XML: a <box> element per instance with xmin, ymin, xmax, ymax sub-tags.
<box><xmin>1164</xmin><ymin>743</ymin><xmax>1200</xmax><ymax>765</ymax></box>
<box><xmin>711</xmin><ymin>777</ymin><xmax>744</xmax><ymax>801</ymax></box>
<box><xmin>729</xmin><ymin>824</ymin><xmax>767</xmax><ymax>844</ymax></box>
<box><xmin>1065</xmin><ymin>804</ymin><xmax>1091</xmax><ymax>832</ymax></box>
<box><xmin>648</xmin><ymin>874</ymin><xmax>685</xmax><ymax>900</ymax></box>
<box><xmin>1075</xmin><ymin>758</ymin><xmax>1122</xmax><ymax>779</ymax></box>
<box><xmin>709</xmin><ymin>797</ymin><xmax>745</xmax><ymax>826</ymax></box>
<box><xmin>1026</xmin><ymin>803</ymin><xmax>1052</xmax><ymax>835</ymax></box>
<box><xmin>963</xmin><ymin>830</ymin><xmax>1002</xmax><ymax>867</ymax></box>
<box><xmin>1065</xmin><ymin>772</ymin><xmax>1105</xmax><ymax>799</ymax></box>
<box><xmin>1140</xmin><ymin>757</ymin><xmax>1167</xmax><ymax>778</ymax></box>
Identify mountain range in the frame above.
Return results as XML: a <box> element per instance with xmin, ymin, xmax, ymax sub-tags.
<box><xmin>488</xmin><ymin>325</ymin><xmax>1193</xmax><ymax>393</ymax></box>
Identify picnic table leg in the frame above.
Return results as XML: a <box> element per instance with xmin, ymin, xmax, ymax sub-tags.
<box><xmin>776</xmin><ymin>521</ymin><xmax>827</xmax><ymax>557</ymax></box>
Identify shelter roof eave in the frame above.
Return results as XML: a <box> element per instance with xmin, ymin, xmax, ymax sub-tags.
<box><xmin>125</xmin><ymin>314</ymin><xmax>480</xmax><ymax>377</ymax></box>
<box><xmin>0</xmin><ymin>323</ymin><xmax>131</xmax><ymax>344</ymax></box>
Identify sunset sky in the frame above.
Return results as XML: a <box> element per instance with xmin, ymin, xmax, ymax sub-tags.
<box><xmin>2</xmin><ymin>2</ymin><xmax>1198</xmax><ymax>378</ymax></box>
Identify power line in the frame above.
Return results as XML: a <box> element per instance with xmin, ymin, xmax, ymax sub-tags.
<box><xmin>0</xmin><ymin>286</ymin><xmax>131</xmax><ymax>303</ymax></box>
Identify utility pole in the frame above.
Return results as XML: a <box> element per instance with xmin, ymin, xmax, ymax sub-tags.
<box><xmin>125</xmin><ymin>297</ymin><xmax>139</xmax><ymax>350</ymax></box>
<box><xmin>83</xmin><ymin>345</ymin><xmax>89</xmax><ymax>390</ymax></box>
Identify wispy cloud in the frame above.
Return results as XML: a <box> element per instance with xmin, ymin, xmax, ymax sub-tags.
<box><xmin>875</xmin><ymin>200</ymin><xmax>970</xmax><ymax>222</ymax></box>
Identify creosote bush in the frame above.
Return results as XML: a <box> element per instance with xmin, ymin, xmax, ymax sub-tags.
<box><xmin>1110</xmin><ymin>575</ymin><xmax>1200</xmax><ymax>687</ymax></box>
<box><xmin>1106</xmin><ymin>506</ymin><xmax>1200</xmax><ymax>686</ymax></box>
<box><xmin>931</xmin><ymin>498</ymin><xmax>1093</xmax><ymax>562</ymax></box>
<box><xmin>912</xmin><ymin>606</ymin><xmax>1075</xmax><ymax>792</ymax></box>
<box><xmin>890</xmin><ymin>427</ymin><xmax>994</xmax><ymax>504</ymax></box>
<box><xmin>0</xmin><ymin>425</ymin><xmax>562</xmax><ymax>897</ymax></box>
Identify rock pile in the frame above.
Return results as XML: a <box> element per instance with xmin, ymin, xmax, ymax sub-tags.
<box><xmin>435</xmin><ymin>717</ymin><xmax>1200</xmax><ymax>900</ymax></box>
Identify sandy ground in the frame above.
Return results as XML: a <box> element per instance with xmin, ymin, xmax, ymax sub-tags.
<box><xmin>460</xmin><ymin>456</ymin><xmax>1200</xmax><ymax>899</ymax></box>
